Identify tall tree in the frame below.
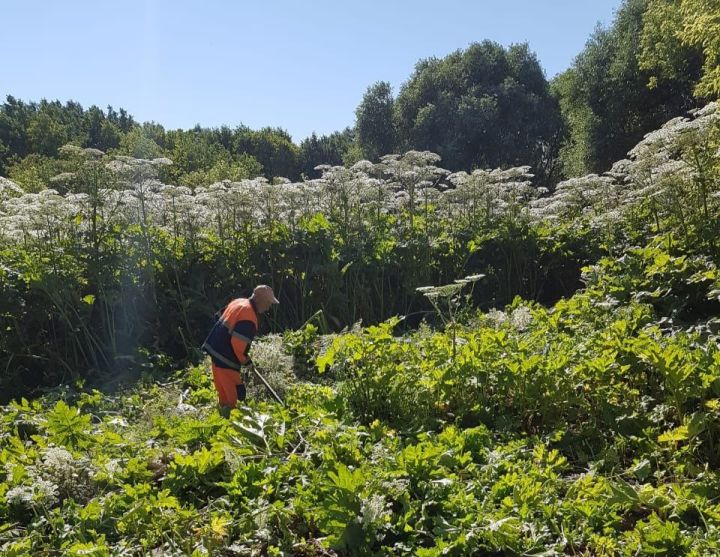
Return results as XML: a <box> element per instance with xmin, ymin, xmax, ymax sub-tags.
<box><xmin>299</xmin><ymin>128</ymin><xmax>355</xmax><ymax>178</ymax></box>
<box><xmin>27</xmin><ymin>110</ymin><xmax>68</xmax><ymax>156</ymax></box>
<box><xmin>83</xmin><ymin>105</ymin><xmax>121</xmax><ymax>151</ymax></box>
<box><xmin>393</xmin><ymin>41</ymin><xmax>563</xmax><ymax>184</ymax></box>
<box><xmin>118</xmin><ymin>127</ymin><xmax>164</xmax><ymax>159</ymax></box>
<box><xmin>554</xmin><ymin>0</ymin><xmax>702</xmax><ymax>176</ymax></box>
<box><xmin>355</xmin><ymin>81</ymin><xmax>396</xmax><ymax>161</ymax></box>
<box><xmin>640</xmin><ymin>0</ymin><xmax>719</xmax><ymax>99</ymax></box>
<box><xmin>117</xmin><ymin>108</ymin><xmax>135</xmax><ymax>133</ymax></box>
<box><xmin>166</xmin><ymin>129</ymin><xmax>226</xmax><ymax>179</ymax></box>
<box><xmin>233</xmin><ymin>126</ymin><xmax>300</xmax><ymax>180</ymax></box>
<box><xmin>0</xmin><ymin>96</ymin><xmax>32</xmax><ymax>170</ymax></box>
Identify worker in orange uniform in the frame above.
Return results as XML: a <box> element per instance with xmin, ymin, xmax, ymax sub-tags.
<box><xmin>202</xmin><ymin>284</ymin><xmax>279</xmax><ymax>414</ymax></box>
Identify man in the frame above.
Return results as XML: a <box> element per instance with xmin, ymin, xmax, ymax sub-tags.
<box><xmin>202</xmin><ymin>284</ymin><xmax>279</xmax><ymax>413</ymax></box>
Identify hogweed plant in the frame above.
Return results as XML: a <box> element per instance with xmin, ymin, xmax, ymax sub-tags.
<box><xmin>1</xmin><ymin>103</ymin><xmax>719</xmax><ymax>396</ymax></box>
<box><xmin>0</xmin><ymin>106</ymin><xmax>717</xmax><ymax>256</ymax></box>
<box><xmin>417</xmin><ymin>273</ymin><xmax>485</xmax><ymax>362</ymax></box>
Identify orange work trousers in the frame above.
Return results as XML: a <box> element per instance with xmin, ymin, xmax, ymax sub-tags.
<box><xmin>211</xmin><ymin>363</ymin><xmax>246</xmax><ymax>408</ymax></box>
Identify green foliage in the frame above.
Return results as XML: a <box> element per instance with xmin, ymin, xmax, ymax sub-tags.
<box><xmin>1</xmin><ymin>22</ymin><xmax>720</xmax><ymax>554</ymax></box>
<box><xmin>117</xmin><ymin>126</ymin><xmax>164</xmax><ymax>159</ymax></box>
<box><xmin>392</xmin><ymin>41</ymin><xmax>564</xmax><ymax>184</ymax></box>
<box><xmin>0</xmin><ymin>96</ymin><xmax>308</xmax><ymax>185</ymax></box>
<box><xmin>299</xmin><ymin>128</ymin><xmax>355</xmax><ymax>178</ymax></box>
<box><xmin>283</xmin><ymin>322</ymin><xmax>321</xmax><ymax>378</ymax></box>
<box><xmin>233</xmin><ymin>126</ymin><xmax>301</xmax><ymax>180</ymax></box>
<box><xmin>44</xmin><ymin>400</ymin><xmax>93</xmax><ymax>449</ymax></box>
<box><xmin>165</xmin><ymin>129</ymin><xmax>230</xmax><ymax>180</ymax></box>
<box><xmin>0</xmin><ymin>145</ymin><xmax>593</xmax><ymax>400</ymax></box>
<box><xmin>554</xmin><ymin>0</ymin><xmax>701</xmax><ymax>176</ymax></box>
<box><xmin>177</xmin><ymin>152</ymin><xmax>263</xmax><ymax>187</ymax></box>
<box><xmin>7</xmin><ymin>153</ymin><xmax>74</xmax><ymax>192</ymax></box>
<box><xmin>310</xmin><ymin>464</ymin><xmax>370</xmax><ymax>551</ymax></box>
<box><xmin>640</xmin><ymin>0</ymin><xmax>720</xmax><ymax>99</ymax></box>
<box><xmin>225</xmin><ymin>407</ymin><xmax>290</xmax><ymax>457</ymax></box>
<box><xmin>84</xmin><ymin>106</ymin><xmax>121</xmax><ymax>152</ymax></box>
<box><xmin>3</xmin><ymin>306</ymin><xmax>720</xmax><ymax>554</ymax></box>
<box><xmin>320</xmin><ymin>289</ymin><xmax>720</xmax><ymax>448</ymax></box>
<box><xmin>26</xmin><ymin>110</ymin><xmax>70</xmax><ymax>156</ymax></box>
<box><xmin>319</xmin><ymin>317</ymin><xmax>435</xmax><ymax>426</ymax></box>
<box><xmin>0</xmin><ymin>97</ymin><xmax>133</xmax><ymax>174</ymax></box>
<box><xmin>582</xmin><ymin>236</ymin><xmax>720</xmax><ymax>321</ymax></box>
<box><xmin>165</xmin><ymin>446</ymin><xmax>227</xmax><ymax>503</ymax></box>
<box><xmin>355</xmin><ymin>81</ymin><xmax>396</xmax><ymax>161</ymax></box>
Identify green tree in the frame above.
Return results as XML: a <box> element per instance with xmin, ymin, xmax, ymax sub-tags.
<box><xmin>84</xmin><ymin>106</ymin><xmax>121</xmax><ymax>151</ymax></box>
<box><xmin>355</xmin><ymin>81</ymin><xmax>396</xmax><ymax>161</ymax></box>
<box><xmin>211</xmin><ymin>125</ymin><xmax>235</xmax><ymax>151</ymax></box>
<box><xmin>393</xmin><ymin>41</ymin><xmax>563</xmax><ymax>184</ymax></box>
<box><xmin>140</xmin><ymin>122</ymin><xmax>168</xmax><ymax>149</ymax></box>
<box><xmin>59</xmin><ymin>100</ymin><xmax>87</xmax><ymax>142</ymax></box>
<box><xmin>640</xmin><ymin>0</ymin><xmax>720</xmax><ymax>98</ymax></box>
<box><xmin>299</xmin><ymin>128</ymin><xmax>355</xmax><ymax>178</ymax></box>
<box><xmin>0</xmin><ymin>97</ymin><xmax>30</xmax><ymax>173</ymax></box>
<box><xmin>7</xmin><ymin>154</ymin><xmax>72</xmax><ymax>192</ymax></box>
<box><xmin>166</xmin><ymin>129</ymin><xmax>226</xmax><ymax>177</ymax></box>
<box><xmin>0</xmin><ymin>139</ymin><xmax>8</xmax><ymax>172</ymax></box>
<box><xmin>106</xmin><ymin>105</ymin><xmax>137</xmax><ymax>134</ymax></box>
<box><xmin>233</xmin><ymin>126</ymin><xmax>300</xmax><ymax>180</ymax></box>
<box><xmin>118</xmin><ymin>107</ymin><xmax>135</xmax><ymax>132</ymax></box>
<box><xmin>118</xmin><ymin>127</ymin><xmax>165</xmax><ymax>159</ymax></box>
<box><xmin>178</xmin><ymin>153</ymin><xmax>263</xmax><ymax>186</ymax></box>
<box><xmin>27</xmin><ymin>111</ymin><xmax>68</xmax><ymax>157</ymax></box>
<box><xmin>555</xmin><ymin>0</ymin><xmax>701</xmax><ymax>176</ymax></box>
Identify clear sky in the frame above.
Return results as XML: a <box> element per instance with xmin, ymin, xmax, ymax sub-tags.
<box><xmin>1</xmin><ymin>0</ymin><xmax>622</xmax><ymax>142</ymax></box>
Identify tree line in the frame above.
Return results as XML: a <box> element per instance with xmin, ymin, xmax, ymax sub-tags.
<box><xmin>1</xmin><ymin>0</ymin><xmax>717</xmax><ymax>190</ymax></box>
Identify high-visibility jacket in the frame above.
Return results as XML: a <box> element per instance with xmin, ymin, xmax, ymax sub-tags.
<box><xmin>202</xmin><ymin>298</ymin><xmax>258</xmax><ymax>371</ymax></box>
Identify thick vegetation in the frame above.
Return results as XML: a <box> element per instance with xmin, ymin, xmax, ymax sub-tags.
<box><xmin>2</xmin><ymin>290</ymin><xmax>720</xmax><ymax>556</ymax></box>
<box><xmin>0</xmin><ymin>146</ymin><xmax>593</xmax><ymax>400</ymax></box>
<box><xmin>2</xmin><ymin>98</ymin><xmax>720</xmax><ymax>554</ymax></box>
<box><xmin>2</xmin><ymin>1</ymin><xmax>720</xmax><ymax>554</ymax></box>
<box><xmin>2</xmin><ymin>99</ymin><xmax>718</xmax><ymax>400</ymax></box>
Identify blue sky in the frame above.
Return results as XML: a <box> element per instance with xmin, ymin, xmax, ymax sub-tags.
<box><xmin>1</xmin><ymin>1</ymin><xmax>621</xmax><ymax>141</ymax></box>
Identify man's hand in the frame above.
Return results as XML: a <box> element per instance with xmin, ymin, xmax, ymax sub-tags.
<box><xmin>240</xmin><ymin>358</ymin><xmax>253</xmax><ymax>383</ymax></box>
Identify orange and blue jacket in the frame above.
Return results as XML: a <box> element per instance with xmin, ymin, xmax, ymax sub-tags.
<box><xmin>202</xmin><ymin>298</ymin><xmax>258</xmax><ymax>371</ymax></box>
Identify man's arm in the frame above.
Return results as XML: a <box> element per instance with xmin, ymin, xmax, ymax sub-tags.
<box><xmin>230</xmin><ymin>320</ymin><xmax>256</xmax><ymax>365</ymax></box>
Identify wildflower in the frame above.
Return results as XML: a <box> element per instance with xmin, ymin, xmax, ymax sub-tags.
<box><xmin>5</xmin><ymin>478</ymin><xmax>59</xmax><ymax>509</ymax></box>
<box><xmin>510</xmin><ymin>306</ymin><xmax>533</xmax><ymax>330</ymax></box>
<box><xmin>151</xmin><ymin>157</ymin><xmax>173</xmax><ymax>166</ymax></box>
<box><xmin>39</xmin><ymin>446</ymin><xmax>96</xmax><ymax>502</ymax></box>
<box><xmin>486</xmin><ymin>309</ymin><xmax>508</xmax><ymax>327</ymax></box>
<box><xmin>359</xmin><ymin>493</ymin><xmax>388</xmax><ymax>531</ymax></box>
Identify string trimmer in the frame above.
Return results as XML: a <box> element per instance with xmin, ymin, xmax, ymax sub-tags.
<box><xmin>249</xmin><ymin>362</ymin><xmax>285</xmax><ymax>406</ymax></box>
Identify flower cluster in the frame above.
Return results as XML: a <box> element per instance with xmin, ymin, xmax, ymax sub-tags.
<box><xmin>531</xmin><ymin>102</ymin><xmax>720</xmax><ymax>234</ymax></box>
<box><xmin>3</xmin><ymin>446</ymin><xmax>96</xmax><ymax>512</ymax></box>
<box><xmin>1</xmin><ymin>104</ymin><xmax>718</xmax><ymax>282</ymax></box>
